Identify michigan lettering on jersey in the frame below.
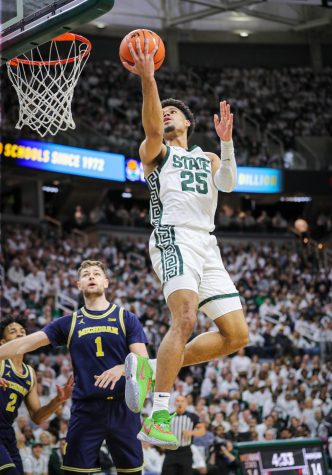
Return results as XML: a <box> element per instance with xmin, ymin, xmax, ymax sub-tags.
<box><xmin>172</xmin><ymin>154</ymin><xmax>211</xmax><ymax>172</ymax></box>
<box><xmin>78</xmin><ymin>326</ymin><xmax>119</xmax><ymax>337</ymax></box>
<box><xmin>5</xmin><ymin>380</ymin><xmax>29</xmax><ymax>397</ymax></box>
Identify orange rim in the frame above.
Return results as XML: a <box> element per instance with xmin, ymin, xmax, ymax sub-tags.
<box><xmin>8</xmin><ymin>33</ymin><xmax>92</xmax><ymax>67</ymax></box>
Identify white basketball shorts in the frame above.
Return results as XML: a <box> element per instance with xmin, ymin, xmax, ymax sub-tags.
<box><xmin>149</xmin><ymin>225</ymin><xmax>242</xmax><ymax>320</ymax></box>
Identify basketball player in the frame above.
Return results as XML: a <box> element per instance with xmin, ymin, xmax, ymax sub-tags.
<box><xmin>0</xmin><ymin>260</ymin><xmax>149</xmax><ymax>474</ymax></box>
<box><xmin>123</xmin><ymin>38</ymin><xmax>249</xmax><ymax>448</ymax></box>
<box><xmin>0</xmin><ymin>316</ymin><xmax>73</xmax><ymax>475</ymax></box>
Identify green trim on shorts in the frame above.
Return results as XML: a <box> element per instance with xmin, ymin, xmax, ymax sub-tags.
<box><xmin>199</xmin><ymin>292</ymin><xmax>240</xmax><ymax>308</ymax></box>
<box><xmin>154</xmin><ymin>225</ymin><xmax>183</xmax><ymax>283</ymax></box>
<box><xmin>171</xmin><ymin>226</ymin><xmax>183</xmax><ymax>275</ymax></box>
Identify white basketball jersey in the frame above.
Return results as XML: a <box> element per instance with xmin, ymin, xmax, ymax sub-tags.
<box><xmin>145</xmin><ymin>144</ymin><xmax>218</xmax><ymax>232</ymax></box>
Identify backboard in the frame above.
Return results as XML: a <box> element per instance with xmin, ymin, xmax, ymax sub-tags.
<box><xmin>0</xmin><ymin>0</ymin><xmax>115</xmax><ymax>64</ymax></box>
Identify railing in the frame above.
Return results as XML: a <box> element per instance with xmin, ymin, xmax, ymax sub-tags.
<box><xmin>323</xmin><ymin>247</ymin><xmax>332</xmax><ymax>270</ymax></box>
<box><xmin>55</xmin><ymin>292</ymin><xmax>78</xmax><ymax>314</ymax></box>
<box><xmin>241</xmin><ymin>113</ymin><xmax>261</xmax><ymax>141</ymax></box>
<box><xmin>264</xmin><ymin>130</ymin><xmax>284</xmax><ymax>168</ymax></box>
<box><xmin>43</xmin><ymin>215</ymin><xmax>62</xmax><ymax>232</ymax></box>
<box><xmin>72</xmin><ymin>228</ymin><xmax>88</xmax><ymax>247</ymax></box>
<box><xmin>289</xmin><ymin>150</ymin><xmax>307</xmax><ymax>170</ymax></box>
<box><xmin>295</xmin><ymin>137</ymin><xmax>318</xmax><ymax>170</ymax></box>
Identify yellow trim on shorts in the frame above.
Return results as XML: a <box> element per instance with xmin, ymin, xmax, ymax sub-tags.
<box><xmin>116</xmin><ymin>464</ymin><xmax>144</xmax><ymax>473</ymax></box>
<box><xmin>119</xmin><ymin>307</ymin><xmax>126</xmax><ymax>336</ymax></box>
<box><xmin>67</xmin><ymin>311</ymin><xmax>77</xmax><ymax>347</ymax></box>
<box><xmin>0</xmin><ymin>463</ymin><xmax>16</xmax><ymax>471</ymax></box>
<box><xmin>61</xmin><ymin>466</ymin><xmax>101</xmax><ymax>472</ymax></box>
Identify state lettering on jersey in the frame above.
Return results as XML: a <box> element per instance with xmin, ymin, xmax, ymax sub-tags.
<box><xmin>78</xmin><ymin>326</ymin><xmax>119</xmax><ymax>337</ymax></box>
<box><xmin>172</xmin><ymin>154</ymin><xmax>211</xmax><ymax>173</ymax></box>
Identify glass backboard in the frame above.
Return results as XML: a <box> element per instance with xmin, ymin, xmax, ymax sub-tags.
<box><xmin>0</xmin><ymin>0</ymin><xmax>115</xmax><ymax>64</ymax></box>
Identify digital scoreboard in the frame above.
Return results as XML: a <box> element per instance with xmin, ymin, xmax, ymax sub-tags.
<box><xmin>236</xmin><ymin>439</ymin><xmax>328</xmax><ymax>475</ymax></box>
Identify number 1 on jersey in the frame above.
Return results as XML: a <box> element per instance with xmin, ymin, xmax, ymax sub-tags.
<box><xmin>95</xmin><ymin>336</ymin><xmax>105</xmax><ymax>357</ymax></box>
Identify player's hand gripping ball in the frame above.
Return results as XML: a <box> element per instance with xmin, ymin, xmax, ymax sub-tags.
<box><xmin>119</xmin><ymin>29</ymin><xmax>165</xmax><ymax>72</ymax></box>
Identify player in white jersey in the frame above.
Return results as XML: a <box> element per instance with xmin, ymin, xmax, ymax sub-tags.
<box><xmin>123</xmin><ymin>38</ymin><xmax>249</xmax><ymax>449</ymax></box>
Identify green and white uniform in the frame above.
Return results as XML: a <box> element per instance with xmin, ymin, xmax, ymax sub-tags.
<box><xmin>146</xmin><ymin>144</ymin><xmax>242</xmax><ymax>320</ymax></box>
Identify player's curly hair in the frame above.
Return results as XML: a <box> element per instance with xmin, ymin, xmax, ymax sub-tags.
<box><xmin>161</xmin><ymin>98</ymin><xmax>195</xmax><ymax>138</ymax></box>
<box><xmin>0</xmin><ymin>316</ymin><xmax>28</xmax><ymax>339</ymax></box>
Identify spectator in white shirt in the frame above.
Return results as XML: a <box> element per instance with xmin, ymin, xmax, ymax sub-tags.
<box><xmin>7</xmin><ymin>259</ymin><xmax>25</xmax><ymax>287</ymax></box>
<box><xmin>22</xmin><ymin>267</ymin><xmax>43</xmax><ymax>295</ymax></box>
<box><xmin>218</xmin><ymin>372</ymin><xmax>239</xmax><ymax>396</ymax></box>
<box><xmin>242</xmin><ymin>381</ymin><xmax>257</xmax><ymax>406</ymax></box>
<box><xmin>231</xmin><ymin>349</ymin><xmax>251</xmax><ymax>376</ymax></box>
<box><xmin>23</xmin><ymin>442</ymin><xmax>48</xmax><ymax>475</ymax></box>
<box><xmin>256</xmin><ymin>415</ymin><xmax>276</xmax><ymax>441</ymax></box>
<box><xmin>142</xmin><ymin>441</ymin><xmax>164</xmax><ymax>475</ymax></box>
<box><xmin>277</xmin><ymin>392</ymin><xmax>301</xmax><ymax>419</ymax></box>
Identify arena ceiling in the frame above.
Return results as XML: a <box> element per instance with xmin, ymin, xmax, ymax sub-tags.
<box><xmin>82</xmin><ymin>0</ymin><xmax>332</xmax><ymax>42</ymax></box>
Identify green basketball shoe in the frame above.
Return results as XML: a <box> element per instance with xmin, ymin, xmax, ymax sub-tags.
<box><xmin>125</xmin><ymin>353</ymin><xmax>153</xmax><ymax>413</ymax></box>
<box><xmin>137</xmin><ymin>410</ymin><xmax>179</xmax><ymax>450</ymax></box>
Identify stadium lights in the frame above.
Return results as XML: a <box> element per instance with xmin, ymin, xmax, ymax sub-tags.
<box><xmin>93</xmin><ymin>21</ymin><xmax>106</xmax><ymax>29</ymax></box>
<box><xmin>238</xmin><ymin>30</ymin><xmax>250</xmax><ymax>37</ymax></box>
<box><xmin>122</xmin><ymin>188</ymin><xmax>132</xmax><ymax>199</ymax></box>
<box><xmin>280</xmin><ymin>196</ymin><xmax>312</xmax><ymax>202</ymax></box>
<box><xmin>42</xmin><ymin>186</ymin><xmax>59</xmax><ymax>193</ymax></box>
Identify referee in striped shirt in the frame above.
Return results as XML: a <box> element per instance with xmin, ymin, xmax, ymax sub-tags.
<box><xmin>161</xmin><ymin>395</ymin><xmax>206</xmax><ymax>475</ymax></box>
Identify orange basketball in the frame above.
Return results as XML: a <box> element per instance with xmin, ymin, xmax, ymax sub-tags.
<box><xmin>119</xmin><ymin>29</ymin><xmax>165</xmax><ymax>72</ymax></box>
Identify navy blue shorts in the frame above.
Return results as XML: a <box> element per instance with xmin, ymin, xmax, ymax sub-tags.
<box><xmin>62</xmin><ymin>398</ymin><xmax>143</xmax><ymax>473</ymax></box>
<box><xmin>0</xmin><ymin>427</ymin><xmax>24</xmax><ymax>475</ymax></box>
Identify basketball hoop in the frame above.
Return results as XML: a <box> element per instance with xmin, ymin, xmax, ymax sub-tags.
<box><xmin>7</xmin><ymin>33</ymin><xmax>92</xmax><ymax>137</ymax></box>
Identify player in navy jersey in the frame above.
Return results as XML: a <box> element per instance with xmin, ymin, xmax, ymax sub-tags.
<box><xmin>0</xmin><ymin>260</ymin><xmax>149</xmax><ymax>475</ymax></box>
<box><xmin>0</xmin><ymin>316</ymin><xmax>73</xmax><ymax>475</ymax></box>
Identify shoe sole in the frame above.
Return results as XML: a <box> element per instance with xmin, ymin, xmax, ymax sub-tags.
<box><xmin>125</xmin><ymin>353</ymin><xmax>140</xmax><ymax>413</ymax></box>
<box><xmin>137</xmin><ymin>431</ymin><xmax>179</xmax><ymax>450</ymax></box>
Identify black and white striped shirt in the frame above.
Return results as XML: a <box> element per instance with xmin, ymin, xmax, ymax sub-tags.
<box><xmin>171</xmin><ymin>411</ymin><xmax>199</xmax><ymax>447</ymax></box>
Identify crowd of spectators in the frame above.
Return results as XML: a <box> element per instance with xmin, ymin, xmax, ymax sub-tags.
<box><xmin>69</xmin><ymin>200</ymin><xmax>332</xmax><ymax>241</ymax></box>
<box><xmin>2</xmin><ymin>61</ymin><xmax>332</xmax><ymax>169</ymax></box>
<box><xmin>1</xmin><ymin>222</ymin><xmax>332</xmax><ymax>473</ymax></box>
<box><xmin>70</xmin><ymin>201</ymin><xmax>294</xmax><ymax>234</ymax></box>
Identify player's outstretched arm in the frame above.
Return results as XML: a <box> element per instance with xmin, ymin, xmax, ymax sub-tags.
<box><xmin>207</xmin><ymin>100</ymin><xmax>237</xmax><ymax>193</ymax></box>
<box><xmin>124</xmin><ymin>37</ymin><xmax>166</xmax><ymax>164</ymax></box>
<box><xmin>0</xmin><ymin>331</ymin><xmax>50</xmax><ymax>360</ymax></box>
<box><xmin>25</xmin><ymin>374</ymin><xmax>73</xmax><ymax>425</ymax></box>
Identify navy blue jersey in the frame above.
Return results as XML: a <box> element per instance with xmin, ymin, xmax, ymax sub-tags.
<box><xmin>43</xmin><ymin>303</ymin><xmax>147</xmax><ymax>400</ymax></box>
<box><xmin>0</xmin><ymin>359</ymin><xmax>33</xmax><ymax>428</ymax></box>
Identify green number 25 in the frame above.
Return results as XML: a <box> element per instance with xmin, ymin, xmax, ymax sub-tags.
<box><xmin>180</xmin><ymin>171</ymin><xmax>208</xmax><ymax>194</ymax></box>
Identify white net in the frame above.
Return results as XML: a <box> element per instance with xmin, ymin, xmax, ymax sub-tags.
<box><xmin>7</xmin><ymin>33</ymin><xmax>91</xmax><ymax>137</ymax></box>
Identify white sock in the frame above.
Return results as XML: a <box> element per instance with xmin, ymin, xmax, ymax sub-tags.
<box><xmin>152</xmin><ymin>392</ymin><xmax>170</xmax><ymax>414</ymax></box>
<box><xmin>148</xmin><ymin>359</ymin><xmax>157</xmax><ymax>380</ymax></box>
